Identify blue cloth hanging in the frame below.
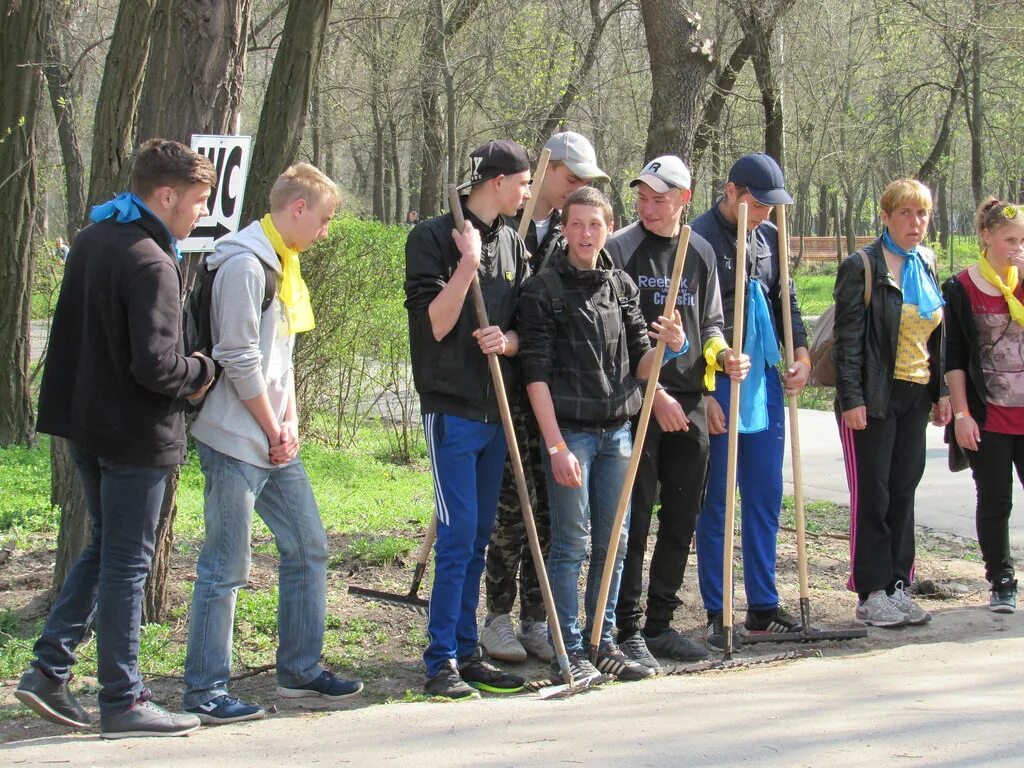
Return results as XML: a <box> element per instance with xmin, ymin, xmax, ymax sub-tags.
<box><xmin>738</xmin><ymin>279</ymin><xmax>780</xmax><ymax>434</ymax></box>
<box><xmin>881</xmin><ymin>229</ymin><xmax>943</xmax><ymax>318</ymax></box>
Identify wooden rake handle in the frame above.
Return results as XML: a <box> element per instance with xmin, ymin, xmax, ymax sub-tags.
<box><xmin>588</xmin><ymin>225</ymin><xmax>692</xmax><ymax>660</ymax></box>
<box><xmin>722</xmin><ymin>202</ymin><xmax>749</xmax><ymax>660</ymax></box>
<box><xmin>517</xmin><ymin>148</ymin><xmax>551</xmax><ymax>239</ymax></box>
<box><xmin>775</xmin><ymin>208</ymin><xmax>810</xmax><ymax>602</ymax></box>
<box><xmin>446</xmin><ymin>184</ymin><xmax>575</xmax><ymax>687</ymax></box>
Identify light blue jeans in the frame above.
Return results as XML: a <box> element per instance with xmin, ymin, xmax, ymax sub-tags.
<box><xmin>183</xmin><ymin>441</ymin><xmax>328</xmax><ymax>708</ymax></box>
<box><xmin>544</xmin><ymin>424</ymin><xmax>632</xmax><ymax>653</ymax></box>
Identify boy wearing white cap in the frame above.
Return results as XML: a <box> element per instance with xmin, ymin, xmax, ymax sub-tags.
<box><xmin>481</xmin><ymin>131</ymin><xmax>610</xmax><ymax>663</ymax></box>
<box><xmin>606</xmin><ymin>156</ymin><xmax>748</xmax><ymax>666</ymax></box>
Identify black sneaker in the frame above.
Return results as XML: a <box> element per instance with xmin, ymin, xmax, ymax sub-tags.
<box><xmin>458</xmin><ymin>646</ymin><xmax>525</xmax><ymax>693</ymax></box>
<box><xmin>705</xmin><ymin>613</ymin><xmax>743</xmax><ymax>653</ymax></box>
<box><xmin>424</xmin><ymin>660</ymin><xmax>479</xmax><ymax>700</ymax></box>
<box><xmin>741</xmin><ymin>606</ymin><xmax>804</xmax><ymax>636</ymax></box>
<box><xmin>14</xmin><ymin>667</ymin><xmax>92</xmax><ymax>728</ymax></box>
<box><xmin>276</xmin><ymin>670</ymin><xmax>363</xmax><ymax>700</ymax></box>
<box><xmin>990</xmin><ymin>577</ymin><xmax>1018</xmax><ymax>614</ymax></box>
<box><xmin>589</xmin><ymin>642</ymin><xmax>656</xmax><ymax>681</ymax></box>
<box><xmin>617</xmin><ymin>633</ymin><xmax>661</xmax><ymax>669</ymax></box>
<box><xmin>549</xmin><ymin>650</ymin><xmax>602</xmax><ymax>682</ymax></box>
<box><xmin>643</xmin><ymin>627</ymin><xmax>710</xmax><ymax>662</ymax></box>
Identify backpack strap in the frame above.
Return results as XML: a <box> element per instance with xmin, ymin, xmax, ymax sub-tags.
<box><xmin>536</xmin><ymin>267</ymin><xmax>564</xmax><ymax>314</ymax></box>
<box><xmin>261</xmin><ymin>261</ymin><xmax>277</xmax><ymax>312</ymax></box>
<box><xmin>857</xmin><ymin>248</ymin><xmax>872</xmax><ymax>307</ymax></box>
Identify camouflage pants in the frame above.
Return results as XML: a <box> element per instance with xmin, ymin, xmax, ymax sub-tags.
<box><xmin>484</xmin><ymin>410</ymin><xmax>551</xmax><ymax>622</ymax></box>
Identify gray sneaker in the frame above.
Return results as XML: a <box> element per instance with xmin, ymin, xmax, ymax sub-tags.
<box><xmin>480</xmin><ymin>613</ymin><xmax>527</xmax><ymax>663</ymax></box>
<box><xmin>14</xmin><ymin>667</ymin><xmax>92</xmax><ymax>728</ymax></box>
<box><xmin>101</xmin><ymin>695</ymin><xmax>201</xmax><ymax>739</ymax></box>
<box><xmin>644</xmin><ymin>628</ymin><xmax>710</xmax><ymax>662</ymax></box>
<box><xmin>516</xmin><ymin>620</ymin><xmax>554</xmax><ymax>662</ymax></box>
<box><xmin>890</xmin><ymin>582</ymin><xmax>931</xmax><ymax>625</ymax></box>
<box><xmin>617</xmin><ymin>633</ymin><xmax>661</xmax><ymax>670</ymax></box>
<box><xmin>855</xmin><ymin>590</ymin><xmax>907</xmax><ymax>628</ymax></box>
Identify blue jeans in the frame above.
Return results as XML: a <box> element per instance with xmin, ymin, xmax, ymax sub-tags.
<box><xmin>544</xmin><ymin>425</ymin><xmax>632</xmax><ymax>653</ymax></box>
<box><xmin>422</xmin><ymin>413</ymin><xmax>507</xmax><ymax>677</ymax></box>
<box><xmin>33</xmin><ymin>442</ymin><xmax>168</xmax><ymax>714</ymax></box>
<box><xmin>697</xmin><ymin>368</ymin><xmax>785</xmax><ymax>614</ymax></box>
<box><xmin>183</xmin><ymin>441</ymin><xmax>328</xmax><ymax>707</ymax></box>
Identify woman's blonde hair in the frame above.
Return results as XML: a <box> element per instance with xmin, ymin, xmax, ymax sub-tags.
<box><xmin>270</xmin><ymin>163</ymin><xmax>339</xmax><ymax>211</ymax></box>
<box><xmin>880</xmin><ymin>179</ymin><xmax>932</xmax><ymax>215</ymax></box>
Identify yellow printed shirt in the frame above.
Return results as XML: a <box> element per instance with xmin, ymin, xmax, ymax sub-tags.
<box><xmin>894</xmin><ymin>302</ymin><xmax>941</xmax><ymax>384</ymax></box>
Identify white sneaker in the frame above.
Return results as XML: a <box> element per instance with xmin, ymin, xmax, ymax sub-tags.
<box><xmin>891</xmin><ymin>581</ymin><xmax>931</xmax><ymax>625</ymax></box>
<box><xmin>480</xmin><ymin>613</ymin><xmax>527</xmax><ymax>662</ymax></box>
<box><xmin>517</xmin><ymin>620</ymin><xmax>554</xmax><ymax>662</ymax></box>
<box><xmin>855</xmin><ymin>590</ymin><xmax>908</xmax><ymax>628</ymax></box>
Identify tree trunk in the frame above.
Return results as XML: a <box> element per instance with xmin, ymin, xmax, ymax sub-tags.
<box><xmin>43</xmin><ymin>8</ymin><xmax>87</xmax><ymax>241</ymax></box>
<box><xmin>242</xmin><ymin>0</ymin><xmax>331</xmax><ymax>223</ymax></box>
<box><xmin>49</xmin><ymin>438</ymin><xmax>90</xmax><ymax>601</ymax></box>
<box><xmin>917</xmin><ymin>62</ymin><xmax>964</xmax><ymax>190</ymax></box>
<box><xmin>416</xmin><ymin>0</ymin><xmax>483</xmax><ymax>218</ymax></box>
<box><xmin>534</xmin><ymin>0</ymin><xmax>617</xmax><ymax>151</ymax></box>
<box><xmin>816</xmin><ymin>184</ymin><xmax>829</xmax><ymax>236</ymax></box>
<box><xmin>639</xmin><ymin>0</ymin><xmax>715</xmax><ymax>162</ymax></box>
<box><xmin>390</xmin><ymin>116</ymin><xmax>404</xmax><ymax>224</ymax></box>
<box><xmin>87</xmin><ymin>0</ymin><xmax>159</xmax><ymax>209</ymax></box>
<box><xmin>692</xmin><ymin>33</ymin><xmax>756</xmax><ymax>170</ymax></box>
<box><xmin>968</xmin><ymin>14</ymin><xmax>984</xmax><ymax>204</ymax></box>
<box><xmin>138</xmin><ymin>0</ymin><xmax>251</xmax><ymax>145</ymax></box>
<box><xmin>0</xmin><ymin>0</ymin><xmax>50</xmax><ymax>447</ymax></box>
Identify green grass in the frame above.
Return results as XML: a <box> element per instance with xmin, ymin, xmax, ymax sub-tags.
<box><xmin>0</xmin><ymin>438</ymin><xmax>59</xmax><ymax>541</ymax></box>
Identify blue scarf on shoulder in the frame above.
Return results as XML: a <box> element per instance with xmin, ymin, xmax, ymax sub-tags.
<box><xmin>738</xmin><ymin>279</ymin><xmax>781</xmax><ymax>434</ymax></box>
<box><xmin>90</xmin><ymin>192</ymin><xmax>182</xmax><ymax>261</ymax></box>
<box><xmin>881</xmin><ymin>229</ymin><xmax>943</xmax><ymax>318</ymax></box>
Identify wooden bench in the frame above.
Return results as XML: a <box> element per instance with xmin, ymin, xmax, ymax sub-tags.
<box><xmin>789</xmin><ymin>235</ymin><xmax>875</xmax><ymax>262</ymax></box>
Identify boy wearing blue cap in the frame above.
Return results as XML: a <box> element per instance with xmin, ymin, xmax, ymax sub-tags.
<box><xmin>690</xmin><ymin>153</ymin><xmax>810</xmax><ymax>650</ymax></box>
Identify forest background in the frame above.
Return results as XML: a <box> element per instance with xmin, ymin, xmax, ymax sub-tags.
<box><xmin>0</xmin><ymin>0</ymin><xmax>1022</xmax><ymax>627</ymax></box>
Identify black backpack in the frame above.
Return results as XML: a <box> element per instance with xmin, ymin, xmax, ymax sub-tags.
<box><xmin>183</xmin><ymin>255</ymin><xmax>277</xmax><ymax>411</ymax></box>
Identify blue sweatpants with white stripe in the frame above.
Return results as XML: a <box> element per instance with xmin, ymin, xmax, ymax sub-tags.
<box><xmin>422</xmin><ymin>412</ymin><xmax>507</xmax><ymax>678</ymax></box>
<box><xmin>697</xmin><ymin>368</ymin><xmax>785</xmax><ymax>614</ymax></box>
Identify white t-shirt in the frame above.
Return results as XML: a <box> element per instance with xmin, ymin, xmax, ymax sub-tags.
<box><xmin>534</xmin><ymin>216</ymin><xmax>551</xmax><ymax>245</ymax></box>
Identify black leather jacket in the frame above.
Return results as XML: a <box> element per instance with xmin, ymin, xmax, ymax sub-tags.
<box><xmin>832</xmin><ymin>237</ymin><xmax>946</xmax><ymax>418</ymax></box>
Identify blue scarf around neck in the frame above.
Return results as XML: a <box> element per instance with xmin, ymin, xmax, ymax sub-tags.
<box><xmin>90</xmin><ymin>192</ymin><xmax>182</xmax><ymax>261</ymax></box>
<box><xmin>881</xmin><ymin>229</ymin><xmax>943</xmax><ymax>319</ymax></box>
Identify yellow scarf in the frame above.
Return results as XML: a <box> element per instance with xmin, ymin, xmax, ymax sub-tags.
<box><xmin>260</xmin><ymin>214</ymin><xmax>315</xmax><ymax>335</ymax></box>
<box><xmin>979</xmin><ymin>254</ymin><xmax>1024</xmax><ymax>326</ymax></box>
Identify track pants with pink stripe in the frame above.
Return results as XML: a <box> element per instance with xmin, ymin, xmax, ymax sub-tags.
<box><xmin>836</xmin><ymin>379</ymin><xmax>930</xmax><ymax>597</ymax></box>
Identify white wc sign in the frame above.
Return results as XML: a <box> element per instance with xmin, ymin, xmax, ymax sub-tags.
<box><xmin>181</xmin><ymin>134</ymin><xmax>252</xmax><ymax>252</ymax></box>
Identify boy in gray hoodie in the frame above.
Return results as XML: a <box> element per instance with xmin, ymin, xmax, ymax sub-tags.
<box><xmin>183</xmin><ymin>164</ymin><xmax>363</xmax><ymax>724</ymax></box>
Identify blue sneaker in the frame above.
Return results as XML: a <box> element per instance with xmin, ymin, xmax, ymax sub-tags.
<box><xmin>186</xmin><ymin>694</ymin><xmax>265</xmax><ymax>725</ymax></box>
<box><xmin>276</xmin><ymin>670</ymin><xmax>364</xmax><ymax>701</ymax></box>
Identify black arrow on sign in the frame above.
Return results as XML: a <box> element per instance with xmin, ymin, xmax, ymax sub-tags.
<box><xmin>190</xmin><ymin>221</ymin><xmax>231</xmax><ymax>240</ymax></box>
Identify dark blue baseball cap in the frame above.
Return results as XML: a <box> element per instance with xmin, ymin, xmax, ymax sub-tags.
<box><xmin>728</xmin><ymin>153</ymin><xmax>793</xmax><ymax>205</ymax></box>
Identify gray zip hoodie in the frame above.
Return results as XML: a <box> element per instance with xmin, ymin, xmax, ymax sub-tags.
<box><xmin>190</xmin><ymin>220</ymin><xmax>295</xmax><ymax>468</ymax></box>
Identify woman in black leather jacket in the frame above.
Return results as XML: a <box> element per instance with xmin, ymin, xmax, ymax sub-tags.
<box><xmin>832</xmin><ymin>178</ymin><xmax>950</xmax><ymax>629</ymax></box>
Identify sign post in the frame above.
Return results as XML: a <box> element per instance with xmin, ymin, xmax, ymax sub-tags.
<box><xmin>181</xmin><ymin>134</ymin><xmax>252</xmax><ymax>253</ymax></box>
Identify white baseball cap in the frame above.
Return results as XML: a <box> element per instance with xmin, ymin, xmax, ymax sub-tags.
<box><xmin>544</xmin><ymin>131</ymin><xmax>609</xmax><ymax>182</ymax></box>
<box><xmin>629</xmin><ymin>155</ymin><xmax>692</xmax><ymax>193</ymax></box>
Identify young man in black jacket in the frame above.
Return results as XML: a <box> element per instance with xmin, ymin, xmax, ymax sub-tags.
<box><xmin>15</xmin><ymin>139</ymin><xmax>216</xmax><ymax>738</ymax></box>
<box><xmin>606</xmin><ymin>156</ymin><xmax>748</xmax><ymax>666</ymax></box>
<box><xmin>405</xmin><ymin>140</ymin><xmax>532</xmax><ymax>699</ymax></box>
